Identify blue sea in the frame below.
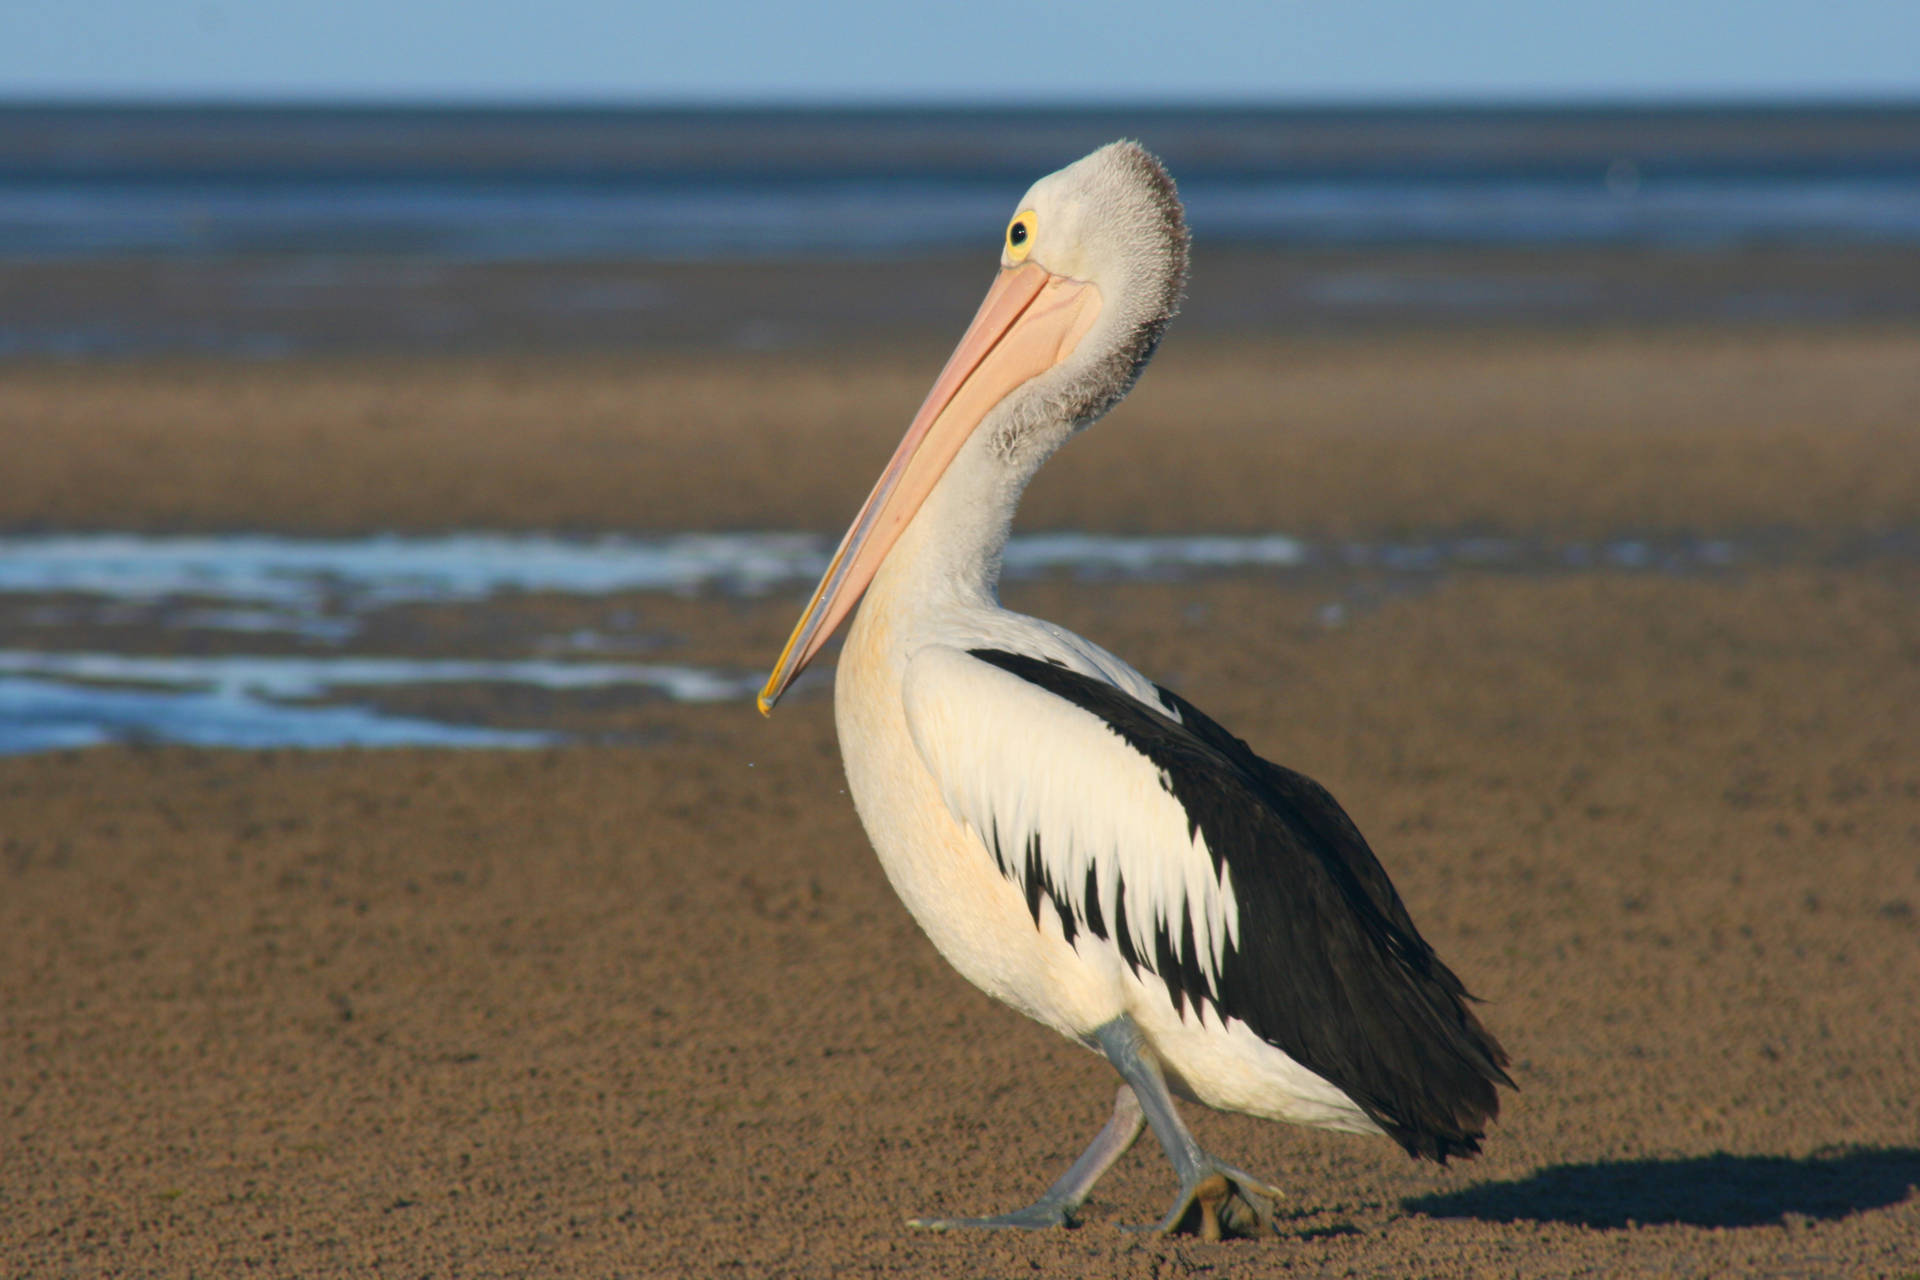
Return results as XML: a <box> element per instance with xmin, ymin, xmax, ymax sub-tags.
<box><xmin>4</xmin><ymin>103</ymin><xmax>1919</xmax><ymax>260</ymax></box>
<box><xmin>5</xmin><ymin>102</ymin><xmax>1918</xmax><ymax>357</ymax></box>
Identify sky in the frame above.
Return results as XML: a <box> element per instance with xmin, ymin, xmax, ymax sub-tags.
<box><xmin>3</xmin><ymin>0</ymin><xmax>1918</xmax><ymax>103</ymax></box>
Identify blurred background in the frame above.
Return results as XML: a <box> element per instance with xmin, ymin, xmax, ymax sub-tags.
<box><xmin>3</xmin><ymin>0</ymin><xmax>1918</xmax><ymax>356</ymax></box>
<box><xmin>0</xmin><ymin>3</ymin><xmax>1916</xmax><ymax>751</ymax></box>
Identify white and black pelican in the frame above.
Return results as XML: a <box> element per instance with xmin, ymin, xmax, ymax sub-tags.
<box><xmin>758</xmin><ymin>142</ymin><xmax>1511</xmax><ymax>1239</ymax></box>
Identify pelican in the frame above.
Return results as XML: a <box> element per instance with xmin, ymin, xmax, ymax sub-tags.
<box><xmin>758</xmin><ymin>141</ymin><xmax>1511</xmax><ymax>1239</ymax></box>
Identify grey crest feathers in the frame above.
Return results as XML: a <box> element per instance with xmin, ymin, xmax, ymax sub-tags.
<box><xmin>1067</xmin><ymin>141</ymin><xmax>1189</xmax><ymax>427</ymax></box>
<box><xmin>1095</xmin><ymin>140</ymin><xmax>1191</xmax><ymax>330</ymax></box>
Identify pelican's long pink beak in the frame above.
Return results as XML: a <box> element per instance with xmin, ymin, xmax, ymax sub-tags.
<box><xmin>758</xmin><ymin>261</ymin><xmax>1100</xmax><ymax>714</ymax></box>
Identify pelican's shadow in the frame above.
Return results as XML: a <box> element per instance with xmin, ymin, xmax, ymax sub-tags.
<box><xmin>1405</xmin><ymin>1147</ymin><xmax>1920</xmax><ymax>1229</ymax></box>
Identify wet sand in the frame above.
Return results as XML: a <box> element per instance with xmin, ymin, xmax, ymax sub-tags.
<box><xmin>5</xmin><ymin>323</ymin><xmax>1917</xmax><ymax>541</ymax></box>
<box><xmin>4</xmin><ymin>325</ymin><xmax>1918</xmax><ymax>1276</ymax></box>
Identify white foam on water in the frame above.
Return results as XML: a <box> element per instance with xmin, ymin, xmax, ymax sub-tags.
<box><xmin>0</xmin><ymin>532</ymin><xmax>1322</xmax><ymax>613</ymax></box>
<box><xmin>0</xmin><ymin>532</ymin><xmax>831</xmax><ymax>608</ymax></box>
<box><xmin>0</xmin><ymin>677</ymin><xmax>560</xmax><ymax>753</ymax></box>
<box><xmin>1004</xmin><ymin>533</ymin><xmax>1308</xmax><ymax>576</ymax></box>
<box><xmin>0</xmin><ymin>651</ymin><xmax>760</xmax><ymax>702</ymax></box>
<box><xmin>0</xmin><ymin>651</ymin><xmax>761</xmax><ymax>754</ymax></box>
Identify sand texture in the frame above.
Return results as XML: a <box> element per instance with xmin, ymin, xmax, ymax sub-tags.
<box><xmin>3</xmin><ymin>325</ymin><xmax>1919</xmax><ymax>1277</ymax></box>
<box><xmin>4</xmin><ymin>326</ymin><xmax>1918</xmax><ymax>542</ymax></box>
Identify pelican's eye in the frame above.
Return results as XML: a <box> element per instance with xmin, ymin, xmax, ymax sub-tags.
<box><xmin>1005</xmin><ymin>210</ymin><xmax>1037</xmax><ymax>262</ymax></box>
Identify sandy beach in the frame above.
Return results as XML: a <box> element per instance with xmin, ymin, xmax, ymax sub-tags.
<box><xmin>3</xmin><ymin>319</ymin><xmax>1918</xmax><ymax>1277</ymax></box>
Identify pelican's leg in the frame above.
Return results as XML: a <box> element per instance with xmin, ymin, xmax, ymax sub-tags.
<box><xmin>1092</xmin><ymin>1016</ymin><xmax>1283</xmax><ymax>1241</ymax></box>
<box><xmin>908</xmin><ymin>1085</ymin><xmax>1144</xmax><ymax>1230</ymax></box>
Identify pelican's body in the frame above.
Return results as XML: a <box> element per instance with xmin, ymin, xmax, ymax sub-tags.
<box><xmin>761</xmin><ymin>143</ymin><xmax>1510</xmax><ymax>1238</ymax></box>
<box><xmin>839</xmin><ymin>537</ymin><xmax>1380</xmax><ymax>1134</ymax></box>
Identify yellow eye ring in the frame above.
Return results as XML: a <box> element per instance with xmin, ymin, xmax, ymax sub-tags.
<box><xmin>1005</xmin><ymin>210</ymin><xmax>1037</xmax><ymax>262</ymax></box>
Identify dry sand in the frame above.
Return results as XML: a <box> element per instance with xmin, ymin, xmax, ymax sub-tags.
<box><xmin>3</xmin><ymin>326</ymin><xmax>1918</xmax><ymax>1277</ymax></box>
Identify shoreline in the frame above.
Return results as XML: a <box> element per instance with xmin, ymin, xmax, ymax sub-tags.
<box><xmin>5</xmin><ymin>245</ymin><xmax>1920</xmax><ymax>361</ymax></box>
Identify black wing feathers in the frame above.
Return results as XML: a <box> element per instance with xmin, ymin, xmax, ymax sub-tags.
<box><xmin>969</xmin><ymin>648</ymin><xmax>1513</xmax><ymax>1162</ymax></box>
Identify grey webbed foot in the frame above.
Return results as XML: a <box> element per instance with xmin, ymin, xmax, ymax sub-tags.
<box><xmin>906</xmin><ymin>1084</ymin><xmax>1143</xmax><ymax>1232</ymax></box>
<box><xmin>1156</xmin><ymin>1165</ymin><xmax>1285</xmax><ymax>1240</ymax></box>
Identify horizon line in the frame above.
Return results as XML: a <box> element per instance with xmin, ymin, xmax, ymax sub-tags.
<box><xmin>5</xmin><ymin>89</ymin><xmax>1920</xmax><ymax>114</ymax></box>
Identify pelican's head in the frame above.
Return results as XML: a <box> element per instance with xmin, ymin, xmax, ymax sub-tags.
<box><xmin>997</xmin><ymin>141</ymin><xmax>1188</xmax><ymax>419</ymax></box>
<box><xmin>759</xmin><ymin>141</ymin><xmax>1188</xmax><ymax>713</ymax></box>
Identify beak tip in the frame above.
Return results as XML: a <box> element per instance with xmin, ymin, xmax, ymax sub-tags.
<box><xmin>756</xmin><ymin>688</ymin><xmax>777</xmax><ymax>717</ymax></box>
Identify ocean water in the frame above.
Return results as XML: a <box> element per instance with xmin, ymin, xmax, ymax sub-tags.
<box><xmin>4</xmin><ymin>104</ymin><xmax>1919</xmax><ymax>260</ymax></box>
<box><xmin>4</xmin><ymin>103</ymin><xmax>1918</xmax><ymax>355</ymax></box>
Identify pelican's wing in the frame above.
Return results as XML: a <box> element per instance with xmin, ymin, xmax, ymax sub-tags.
<box><xmin>901</xmin><ymin>644</ymin><xmax>1511</xmax><ymax>1159</ymax></box>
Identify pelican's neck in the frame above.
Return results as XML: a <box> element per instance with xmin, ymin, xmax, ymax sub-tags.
<box><xmin>864</xmin><ymin>427</ymin><xmax>1031</xmax><ymax>625</ymax></box>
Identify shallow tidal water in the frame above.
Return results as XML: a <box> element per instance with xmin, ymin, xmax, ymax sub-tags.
<box><xmin>0</xmin><ymin>530</ymin><xmax>1785</xmax><ymax>753</ymax></box>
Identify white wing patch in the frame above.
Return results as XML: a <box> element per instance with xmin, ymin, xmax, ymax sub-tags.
<box><xmin>901</xmin><ymin>645</ymin><xmax>1242</xmax><ymax>1006</ymax></box>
